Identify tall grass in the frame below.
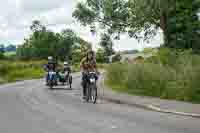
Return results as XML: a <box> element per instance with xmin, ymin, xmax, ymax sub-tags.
<box><xmin>106</xmin><ymin>50</ymin><xmax>200</xmax><ymax>103</ymax></box>
<box><xmin>0</xmin><ymin>60</ymin><xmax>47</xmax><ymax>83</ymax></box>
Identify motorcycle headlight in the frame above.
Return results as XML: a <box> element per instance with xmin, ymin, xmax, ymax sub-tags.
<box><xmin>90</xmin><ymin>78</ymin><xmax>95</xmax><ymax>83</ymax></box>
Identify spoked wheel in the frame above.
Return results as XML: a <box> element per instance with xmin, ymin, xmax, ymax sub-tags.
<box><xmin>91</xmin><ymin>84</ymin><xmax>97</xmax><ymax>104</ymax></box>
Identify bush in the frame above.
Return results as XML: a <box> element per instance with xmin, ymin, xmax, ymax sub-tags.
<box><xmin>0</xmin><ymin>52</ymin><xmax>5</xmax><ymax>60</ymax></box>
<box><xmin>0</xmin><ymin>60</ymin><xmax>46</xmax><ymax>84</ymax></box>
<box><xmin>112</xmin><ymin>54</ymin><xmax>122</xmax><ymax>63</ymax></box>
<box><xmin>106</xmin><ymin>63</ymin><xmax>128</xmax><ymax>91</ymax></box>
<box><xmin>106</xmin><ymin>50</ymin><xmax>200</xmax><ymax>103</ymax></box>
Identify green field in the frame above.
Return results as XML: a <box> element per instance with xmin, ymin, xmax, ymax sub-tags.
<box><xmin>4</xmin><ymin>51</ymin><xmax>16</xmax><ymax>57</ymax></box>
<box><xmin>0</xmin><ymin>60</ymin><xmax>46</xmax><ymax>84</ymax></box>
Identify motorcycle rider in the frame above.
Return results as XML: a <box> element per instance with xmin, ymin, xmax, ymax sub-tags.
<box><xmin>80</xmin><ymin>48</ymin><xmax>99</xmax><ymax>100</ymax></box>
<box><xmin>63</xmin><ymin>61</ymin><xmax>71</xmax><ymax>79</ymax></box>
<box><xmin>63</xmin><ymin>61</ymin><xmax>71</xmax><ymax>73</ymax></box>
<box><xmin>43</xmin><ymin>56</ymin><xmax>58</xmax><ymax>85</ymax></box>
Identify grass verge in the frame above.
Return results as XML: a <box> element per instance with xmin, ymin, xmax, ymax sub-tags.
<box><xmin>106</xmin><ymin>49</ymin><xmax>200</xmax><ymax>103</ymax></box>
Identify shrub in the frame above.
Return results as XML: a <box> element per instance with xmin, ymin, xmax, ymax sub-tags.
<box><xmin>112</xmin><ymin>54</ymin><xmax>122</xmax><ymax>63</ymax></box>
<box><xmin>0</xmin><ymin>60</ymin><xmax>46</xmax><ymax>84</ymax></box>
<box><xmin>106</xmin><ymin>50</ymin><xmax>200</xmax><ymax>103</ymax></box>
<box><xmin>0</xmin><ymin>52</ymin><xmax>5</xmax><ymax>60</ymax></box>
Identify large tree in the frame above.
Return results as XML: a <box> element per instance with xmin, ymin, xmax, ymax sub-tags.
<box><xmin>99</xmin><ymin>33</ymin><xmax>114</xmax><ymax>57</ymax></box>
<box><xmin>17</xmin><ymin>20</ymin><xmax>90</xmax><ymax>61</ymax></box>
<box><xmin>96</xmin><ymin>48</ymin><xmax>108</xmax><ymax>63</ymax></box>
<box><xmin>73</xmin><ymin>0</ymin><xmax>200</xmax><ymax>50</ymax></box>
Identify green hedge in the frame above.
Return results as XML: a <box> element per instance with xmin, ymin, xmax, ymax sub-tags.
<box><xmin>106</xmin><ymin>50</ymin><xmax>200</xmax><ymax>103</ymax></box>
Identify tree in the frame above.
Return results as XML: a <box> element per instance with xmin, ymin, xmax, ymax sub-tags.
<box><xmin>73</xmin><ymin>0</ymin><xmax>130</xmax><ymax>39</ymax></box>
<box><xmin>5</xmin><ymin>44</ymin><xmax>16</xmax><ymax>52</ymax></box>
<box><xmin>58</xmin><ymin>29</ymin><xmax>78</xmax><ymax>61</ymax></box>
<box><xmin>0</xmin><ymin>44</ymin><xmax>5</xmax><ymax>60</ymax></box>
<box><xmin>73</xmin><ymin>0</ymin><xmax>200</xmax><ymax>51</ymax></box>
<box><xmin>167</xmin><ymin>0</ymin><xmax>200</xmax><ymax>51</ymax></box>
<box><xmin>30</xmin><ymin>20</ymin><xmax>46</xmax><ymax>33</ymax></box>
<box><xmin>72</xmin><ymin>0</ymin><xmax>163</xmax><ymax>40</ymax></box>
<box><xmin>96</xmin><ymin>48</ymin><xmax>108</xmax><ymax>63</ymax></box>
<box><xmin>77</xmin><ymin>37</ymin><xmax>92</xmax><ymax>58</ymax></box>
<box><xmin>99</xmin><ymin>33</ymin><xmax>114</xmax><ymax>57</ymax></box>
<box><xmin>0</xmin><ymin>44</ymin><xmax>5</xmax><ymax>53</ymax></box>
<box><xmin>17</xmin><ymin>20</ymin><xmax>91</xmax><ymax>61</ymax></box>
<box><xmin>71</xmin><ymin>48</ymin><xmax>82</xmax><ymax>63</ymax></box>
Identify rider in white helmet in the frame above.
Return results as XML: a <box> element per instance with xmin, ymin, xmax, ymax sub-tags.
<box><xmin>63</xmin><ymin>61</ymin><xmax>71</xmax><ymax>73</ymax></box>
<box><xmin>48</xmin><ymin>56</ymin><xmax>53</xmax><ymax>62</ymax></box>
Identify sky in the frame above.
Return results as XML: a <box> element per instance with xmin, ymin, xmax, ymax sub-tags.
<box><xmin>0</xmin><ymin>0</ymin><xmax>163</xmax><ymax>51</ymax></box>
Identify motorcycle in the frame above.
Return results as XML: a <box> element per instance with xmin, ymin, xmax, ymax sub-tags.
<box><xmin>47</xmin><ymin>71</ymin><xmax>57</xmax><ymax>89</ymax></box>
<box><xmin>85</xmin><ymin>72</ymin><xmax>98</xmax><ymax>104</ymax></box>
<box><xmin>58</xmin><ymin>71</ymin><xmax>73</xmax><ymax>89</ymax></box>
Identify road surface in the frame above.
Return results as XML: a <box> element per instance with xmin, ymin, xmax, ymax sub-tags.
<box><xmin>0</xmin><ymin>75</ymin><xmax>200</xmax><ymax>133</ymax></box>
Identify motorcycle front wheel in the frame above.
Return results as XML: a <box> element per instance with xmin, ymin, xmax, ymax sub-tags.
<box><xmin>90</xmin><ymin>84</ymin><xmax>97</xmax><ymax>104</ymax></box>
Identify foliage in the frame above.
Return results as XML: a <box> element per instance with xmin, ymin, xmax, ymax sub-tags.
<box><xmin>5</xmin><ymin>45</ymin><xmax>16</xmax><ymax>52</ymax></box>
<box><xmin>99</xmin><ymin>33</ymin><xmax>115</xmax><ymax>57</ymax></box>
<box><xmin>0</xmin><ymin>52</ymin><xmax>5</xmax><ymax>60</ymax></box>
<box><xmin>73</xmin><ymin>0</ymin><xmax>200</xmax><ymax>51</ymax></box>
<box><xmin>112</xmin><ymin>53</ymin><xmax>122</xmax><ymax>62</ymax></box>
<box><xmin>0</xmin><ymin>60</ymin><xmax>46</xmax><ymax>83</ymax></box>
<box><xmin>167</xmin><ymin>0</ymin><xmax>200</xmax><ymax>50</ymax></box>
<box><xmin>106</xmin><ymin>49</ymin><xmax>200</xmax><ymax>103</ymax></box>
<box><xmin>0</xmin><ymin>44</ymin><xmax>5</xmax><ymax>53</ymax></box>
<box><xmin>96</xmin><ymin>48</ymin><xmax>108</xmax><ymax>63</ymax></box>
<box><xmin>17</xmin><ymin>20</ymin><xmax>90</xmax><ymax>64</ymax></box>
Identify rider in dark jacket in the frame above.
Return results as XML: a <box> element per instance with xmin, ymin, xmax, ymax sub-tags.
<box><xmin>63</xmin><ymin>61</ymin><xmax>71</xmax><ymax>73</ymax></box>
<box><xmin>43</xmin><ymin>56</ymin><xmax>58</xmax><ymax>85</ymax></box>
<box><xmin>44</xmin><ymin>56</ymin><xmax>57</xmax><ymax>71</ymax></box>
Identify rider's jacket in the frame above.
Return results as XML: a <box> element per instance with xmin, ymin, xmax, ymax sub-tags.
<box><xmin>44</xmin><ymin>61</ymin><xmax>57</xmax><ymax>71</ymax></box>
<box><xmin>80</xmin><ymin>57</ymin><xmax>97</xmax><ymax>72</ymax></box>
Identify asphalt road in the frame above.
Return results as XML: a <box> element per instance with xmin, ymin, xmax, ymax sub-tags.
<box><xmin>0</xmin><ymin>75</ymin><xmax>200</xmax><ymax>133</ymax></box>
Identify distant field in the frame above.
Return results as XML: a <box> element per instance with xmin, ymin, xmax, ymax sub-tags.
<box><xmin>4</xmin><ymin>51</ymin><xmax>16</xmax><ymax>57</ymax></box>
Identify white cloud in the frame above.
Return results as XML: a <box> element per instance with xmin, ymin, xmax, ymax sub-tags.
<box><xmin>0</xmin><ymin>0</ymin><xmax>162</xmax><ymax>50</ymax></box>
<box><xmin>20</xmin><ymin>0</ymin><xmax>66</xmax><ymax>13</ymax></box>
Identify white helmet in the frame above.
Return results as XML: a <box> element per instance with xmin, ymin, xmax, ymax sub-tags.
<box><xmin>64</xmin><ymin>61</ymin><xmax>68</xmax><ymax>65</ymax></box>
<box><xmin>48</xmin><ymin>56</ymin><xmax>53</xmax><ymax>60</ymax></box>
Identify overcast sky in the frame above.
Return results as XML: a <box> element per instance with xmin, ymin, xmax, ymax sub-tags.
<box><xmin>0</xmin><ymin>0</ymin><xmax>163</xmax><ymax>51</ymax></box>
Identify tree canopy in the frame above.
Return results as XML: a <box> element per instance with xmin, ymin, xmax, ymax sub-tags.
<box><xmin>99</xmin><ymin>33</ymin><xmax>114</xmax><ymax>57</ymax></box>
<box><xmin>17</xmin><ymin>20</ymin><xmax>91</xmax><ymax>62</ymax></box>
<box><xmin>73</xmin><ymin>0</ymin><xmax>200</xmax><ymax>51</ymax></box>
